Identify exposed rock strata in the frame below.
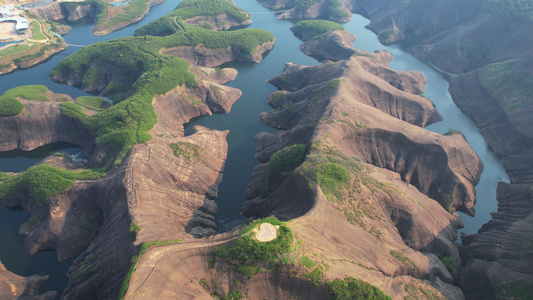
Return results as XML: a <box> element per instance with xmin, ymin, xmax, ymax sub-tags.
<box><xmin>0</xmin><ymin>262</ymin><xmax>56</xmax><ymax>300</ymax></box>
<box><xmin>162</xmin><ymin>40</ymin><xmax>275</xmax><ymax>68</ymax></box>
<box><xmin>29</xmin><ymin>0</ymin><xmax>164</xmax><ymax>36</ymax></box>
<box><xmin>30</xmin><ymin>2</ymin><xmax>93</xmax><ymax>22</ymax></box>
<box><xmin>260</xmin><ymin>56</ymin><xmax>482</xmax><ymax>215</ymax></box>
<box><xmin>260</xmin><ymin>0</ymin><xmax>352</xmax><ymax>22</ymax></box>
<box><xmin>0</xmin><ymin>66</ymin><xmax>240</xmax><ymax>298</ymax></box>
<box><xmin>182</xmin><ymin>13</ymin><xmax>252</xmax><ymax>30</ymax></box>
<box><xmin>345</xmin><ymin>0</ymin><xmax>533</xmax><ymax>297</ymax></box>
<box><xmin>259</xmin><ymin>0</ymin><xmax>533</xmax><ymax>295</ymax></box>
<box><xmin>296</xmin><ymin>29</ymin><xmax>356</xmax><ymax>61</ymax></box>
<box><xmin>239</xmin><ymin>51</ymin><xmax>482</xmax><ymax>298</ymax></box>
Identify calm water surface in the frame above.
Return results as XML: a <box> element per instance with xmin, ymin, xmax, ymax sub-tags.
<box><xmin>0</xmin><ymin>1</ymin><xmax>507</xmax><ymax>297</ymax></box>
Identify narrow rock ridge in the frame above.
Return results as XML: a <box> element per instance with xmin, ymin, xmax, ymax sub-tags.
<box><xmin>242</xmin><ymin>50</ymin><xmax>478</xmax><ymax>298</ymax></box>
<box><xmin>257</xmin><ymin>56</ymin><xmax>482</xmax><ymax>215</ymax></box>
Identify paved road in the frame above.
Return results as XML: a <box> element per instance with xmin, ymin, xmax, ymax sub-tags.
<box><xmin>19</xmin><ymin>0</ymin><xmax>55</xmax><ymax>10</ymax></box>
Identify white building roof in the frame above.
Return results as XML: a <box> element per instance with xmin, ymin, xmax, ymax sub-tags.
<box><xmin>0</xmin><ymin>16</ymin><xmax>30</xmax><ymax>32</ymax></box>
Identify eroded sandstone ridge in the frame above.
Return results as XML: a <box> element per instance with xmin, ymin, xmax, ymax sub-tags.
<box><xmin>121</xmin><ymin>43</ymin><xmax>482</xmax><ymax>298</ymax></box>
<box><xmin>346</xmin><ymin>0</ymin><xmax>533</xmax><ymax>297</ymax></box>
<box><xmin>241</xmin><ymin>50</ymin><xmax>483</xmax><ymax>299</ymax></box>
<box><xmin>0</xmin><ymin>261</ymin><xmax>56</xmax><ymax>300</ymax></box>
<box><xmin>0</xmin><ymin>66</ymin><xmax>240</xmax><ymax>298</ymax></box>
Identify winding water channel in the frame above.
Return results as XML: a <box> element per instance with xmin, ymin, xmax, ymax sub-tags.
<box><xmin>0</xmin><ymin>0</ymin><xmax>508</xmax><ymax>297</ymax></box>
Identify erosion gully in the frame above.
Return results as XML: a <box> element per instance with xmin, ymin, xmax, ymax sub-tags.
<box><xmin>0</xmin><ymin>0</ymin><xmax>507</xmax><ymax>297</ymax></box>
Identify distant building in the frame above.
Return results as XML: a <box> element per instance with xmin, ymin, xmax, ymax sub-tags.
<box><xmin>0</xmin><ymin>16</ymin><xmax>30</xmax><ymax>34</ymax></box>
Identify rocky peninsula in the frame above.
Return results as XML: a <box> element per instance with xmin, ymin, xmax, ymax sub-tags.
<box><xmin>2</xmin><ymin>0</ymin><xmax>531</xmax><ymax>298</ymax></box>
<box><xmin>0</xmin><ymin>1</ymin><xmax>271</xmax><ymax>297</ymax></box>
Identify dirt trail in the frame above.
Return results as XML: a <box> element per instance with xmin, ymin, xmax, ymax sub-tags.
<box><xmin>125</xmin><ymin>235</ymin><xmax>238</xmax><ymax>300</ymax></box>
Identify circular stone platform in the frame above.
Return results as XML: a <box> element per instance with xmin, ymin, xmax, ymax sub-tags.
<box><xmin>255</xmin><ymin>223</ymin><xmax>277</xmax><ymax>242</ymax></box>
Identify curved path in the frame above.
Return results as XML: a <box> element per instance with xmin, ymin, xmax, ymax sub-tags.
<box><xmin>125</xmin><ymin>234</ymin><xmax>238</xmax><ymax>300</ymax></box>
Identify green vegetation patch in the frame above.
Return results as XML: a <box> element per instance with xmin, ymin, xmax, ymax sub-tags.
<box><xmin>30</xmin><ymin>21</ymin><xmax>47</xmax><ymax>41</ymax></box>
<box><xmin>294</xmin><ymin>0</ymin><xmax>320</xmax><ymax>11</ymax></box>
<box><xmin>0</xmin><ymin>173</ymin><xmax>14</xmax><ymax>182</ymax></box>
<box><xmin>0</xmin><ymin>164</ymin><xmax>102</xmax><ymax>203</ymax></box>
<box><xmin>52</xmin><ymin>36</ymin><xmax>197</xmax><ymax>166</ymax></box>
<box><xmin>216</xmin><ymin>217</ymin><xmax>293</xmax><ymax>263</ymax></box>
<box><xmin>268</xmin><ymin>144</ymin><xmax>307</xmax><ymax>175</ymax></box>
<box><xmin>0</xmin><ymin>42</ymin><xmax>36</xmax><ymax>57</ymax></box>
<box><xmin>5</xmin><ymin>85</ymin><xmax>50</xmax><ymax>101</ymax></box>
<box><xmin>0</xmin><ymin>95</ymin><xmax>24</xmax><ymax>117</ymax></box>
<box><xmin>170</xmin><ymin>142</ymin><xmax>204</xmax><ymax>162</ymax></box>
<box><xmin>499</xmin><ymin>280</ymin><xmax>533</xmax><ymax>299</ymax></box>
<box><xmin>310</xmin><ymin>163</ymin><xmax>350</xmax><ymax>201</ymax></box>
<box><xmin>436</xmin><ymin>251</ymin><xmax>456</xmax><ymax>275</ymax></box>
<box><xmin>484</xmin><ymin>0</ymin><xmax>533</xmax><ymax>23</ymax></box>
<box><xmin>326</xmin><ymin>277</ymin><xmax>392</xmax><ymax>300</ymax></box>
<box><xmin>53</xmin><ymin>19</ymin><xmax>272</xmax><ymax>166</ymax></box>
<box><xmin>291</xmin><ymin>20</ymin><xmax>345</xmax><ymax>41</ymax></box>
<box><xmin>135</xmin><ymin>0</ymin><xmax>250</xmax><ymax>36</ymax></box>
<box><xmin>441</xmin><ymin>194</ymin><xmax>454</xmax><ymax>212</ymax></box>
<box><xmin>299</xmin><ymin>255</ymin><xmax>317</xmax><ymax>269</ymax></box>
<box><xmin>62</xmin><ymin>0</ymin><xmax>149</xmax><ymax>30</ymax></box>
<box><xmin>379</xmin><ymin>28</ymin><xmax>395</xmax><ymax>41</ymax></box>
<box><xmin>479</xmin><ymin>61</ymin><xmax>533</xmax><ymax>112</ymax></box>
<box><xmin>75</xmin><ymin>96</ymin><xmax>110</xmax><ymax>111</ymax></box>
<box><xmin>404</xmin><ymin>282</ymin><xmax>445</xmax><ymax>300</ymax></box>
<box><xmin>305</xmin><ymin>266</ymin><xmax>324</xmax><ymax>285</ymax></box>
<box><xmin>215</xmin><ymin>217</ymin><xmax>293</xmax><ymax>279</ymax></box>
<box><xmin>107</xmin><ymin>0</ymin><xmax>152</xmax><ymax>28</ymax></box>
<box><xmin>74</xmin><ymin>264</ymin><xmax>93</xmax><ymax>280</ymax></box>
<box><xmin>129</xmin><ymin>222</ymin><xmax>141</xmax><ymax>233</ymax></box>
<box><xmin>118</xmin><ymin>239</ymin><xmax>183</xmax><ymax>299</ymax></box>
<box><xmin>390</xmin><ymin>250</ymin><xmax>419</xmax><ymax>272</ymax></box>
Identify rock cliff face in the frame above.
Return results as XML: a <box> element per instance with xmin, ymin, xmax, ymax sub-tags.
<box><xmin>182</xmin><ymin>13</ymin><xmax>252</xmax><ymax>31</ymax></box>
<box><xmin>345</xmin><ymin>0</ymin><xmax>533</xmax><ymax>297</ymax></box>
<box><xmin>30</xmin><ymin>2</ymin><xmax>93</xmax><ymax>22</ymax></box>
<box><xmin>260</xmin><ymin>0</ymin><xmax>352</xmax><ymax>22</ymax></box>
<box><xmin>241</xmin><ymin>50</ymin><xmax>481</xmax><ymax>299</ymax></box>
<box><xmin>162</xmin><ymin>40</ymin><xmax>275</xmax><ymax>68</ymax></box>
<box><xmin>29</xmin><ymin>0</ymin><xmax>164</xmax><ymax>36</ymax></box>
<box><xmin>0</xmin><ymin>65</ymin><xmax>241</xmax><ymax>298</ymax></box>
<box><xmin>295</xmin><ymin>29</ymin><xmax>356</xmax><ymax>61</ymax></box>
<box><xmin>60</xmin><ymin>66</ymin><xmax>239</xmax><ymax>299</ymax></box>
<box><xmin>0</xmin><ymin>262</ymin><xmax>56</xmax><ymax>300</ymax></box>
<box><xmin>0</xmin><ymin>99</ymin><xmax>74</xmax><ymax>152</ymax></box>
